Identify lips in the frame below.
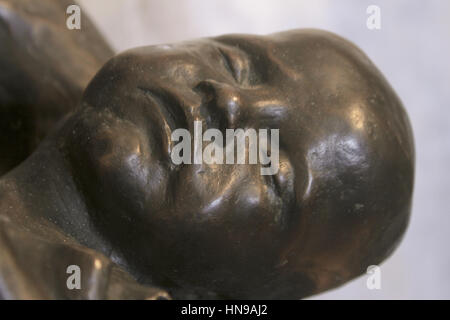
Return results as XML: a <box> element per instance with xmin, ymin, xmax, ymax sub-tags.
<box><xmin>265</xmin><ymin>152</ymin><xmax>296</xmax><ymax>223</ymax></box>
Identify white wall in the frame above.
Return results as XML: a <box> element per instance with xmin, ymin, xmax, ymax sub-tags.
<box><xmin>78</xmin><ymin>0</ymin><xmax>450</xmax><ymax>299</ymax></box>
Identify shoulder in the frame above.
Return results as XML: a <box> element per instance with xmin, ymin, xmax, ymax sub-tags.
<box><xmin>0</xmin><ymin>219</ymin><xmax>168</xmax><ymax>299</ymax></box>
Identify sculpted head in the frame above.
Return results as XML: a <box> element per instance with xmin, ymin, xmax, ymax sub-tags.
<box><xmin>64</xmin><ymin>29</ymin><xmax>414</xmax><ymax>299</ymax></box>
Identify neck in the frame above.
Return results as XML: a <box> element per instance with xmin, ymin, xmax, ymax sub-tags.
<box><xmin>0</xmin><ymin>122</ymin><xmax>111</xmax><ymax>255</ymax></box>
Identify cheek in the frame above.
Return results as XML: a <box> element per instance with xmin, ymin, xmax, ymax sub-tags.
<box><xmin>68</xmin><ymin>115</ymin><xmax>171</xmax><ymax>221</ymax></box>
<box><xmin>96</xmin><ymin>134</ymin><xmax>170</xmax><ymax>216</ymax></box>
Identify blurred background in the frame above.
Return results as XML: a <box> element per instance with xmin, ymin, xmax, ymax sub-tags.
<box><xmin>77</xmin><ymin>0</ymin><xmax>450</xmax><ymax>299</ymax></box>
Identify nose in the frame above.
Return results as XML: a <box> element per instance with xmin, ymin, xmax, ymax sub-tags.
<box><xmin>194</xmin><ymin>79</ymin><xmax>287</xmax><ymax>132</ymax></box>
<box><xmin>194</xmin><ymin>79</ymin><xmax>244</xmax><ymax>129</ymax></box>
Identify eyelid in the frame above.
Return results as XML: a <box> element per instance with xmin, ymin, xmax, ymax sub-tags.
<box><xmin>217</xmin><ymin>47</ymin><xmax>241</xmax><ymax>83</ymax></box>
<box><xmin>137</xmin><ymin>86</ymin><xmax>188</xmax><ymax>132</ymax></box>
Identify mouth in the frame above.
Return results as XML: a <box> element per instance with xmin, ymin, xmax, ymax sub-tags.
<box><xmin>264</xmin><ymin>153</ymin><xmax>296</xmax><ymax>219</ymax></box>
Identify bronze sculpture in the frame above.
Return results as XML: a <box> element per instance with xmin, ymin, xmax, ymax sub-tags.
<box><xmin>0</xmin><ymin>0</ymin><xmax>113</xmax><ymax>175</ymax></box>
<box><xmin>0</xmin><ymin>5</ymin><xmax>415</xmax><ymax>299</ymax></box>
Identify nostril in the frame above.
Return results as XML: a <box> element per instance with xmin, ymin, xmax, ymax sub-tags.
<box><xmin>193</xmin><ymin>79</ymin><xmax>217</xmax><ymax>102</ymax></box>
<box><xmin>194</xmin><ymin>79</ymin><xmax>244</xmax><ymax>130</ymax></box>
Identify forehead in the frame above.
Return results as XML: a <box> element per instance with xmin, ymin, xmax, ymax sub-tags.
<box><xmin>120</xmin><ymin>40</ymin><xmax>234</xmax><ymax>86</ymax></box>
<box><xmin>119</xmin><ymin>31</ymin><xmax>314</xmax><ymax>83</ymax></box>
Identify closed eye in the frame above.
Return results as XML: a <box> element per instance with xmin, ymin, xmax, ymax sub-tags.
<box><xmin>137</xmin><ymin>86</ymin><xmax>188</xmax><ymax>132</ymax></box>
<box><xmin>217</xmin><ymin>47</ymin><xmax>240</xmax><ymax>83</ymax></box>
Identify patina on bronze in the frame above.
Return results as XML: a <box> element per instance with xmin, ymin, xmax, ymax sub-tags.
<box><xmin>0</xmin><ymin>29</ymin><xmax>414</xmax><ymax>299</ymax></box>
<box><xmin>0</xmin><ymin>0</ymin><xmax>113</xmax><ymax>175</ymax></box>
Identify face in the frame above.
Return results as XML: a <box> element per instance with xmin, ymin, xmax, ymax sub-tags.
<box><xmin>65</xmin><ymin>30</ymin><xmax>414</xmax><ymax>299</ymax></box>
